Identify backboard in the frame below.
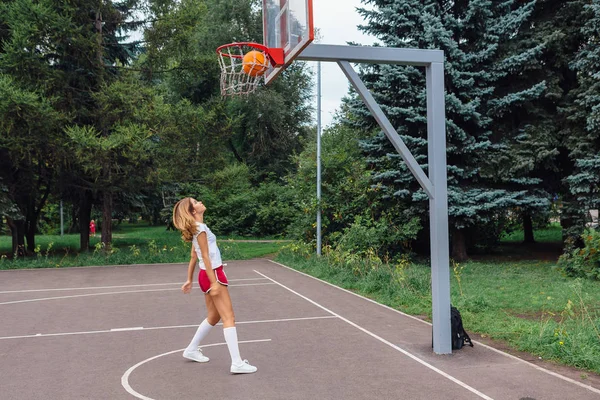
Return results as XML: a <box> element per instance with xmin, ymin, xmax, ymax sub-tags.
<box><xmin>262</xmin><ymin>0</ymin><xmax>314</xmax><ymax>84</ymax></box>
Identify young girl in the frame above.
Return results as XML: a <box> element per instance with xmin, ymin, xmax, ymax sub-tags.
<box><xmin>172</xmin><ymin>197</ymin><xmax>257</xmax><ymax>374</ymax></box>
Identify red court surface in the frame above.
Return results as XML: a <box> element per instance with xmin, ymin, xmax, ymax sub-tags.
<box><xmin>1</xmin><ymin>259</ymin><xmax>599</xmax><ymax>400</ymax></box>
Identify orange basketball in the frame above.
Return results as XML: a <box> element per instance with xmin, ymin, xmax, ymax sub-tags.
<box><xmin>242</xmin><ymin>50</ymin><xmax>269</xmax><ymax>77</ymax></box>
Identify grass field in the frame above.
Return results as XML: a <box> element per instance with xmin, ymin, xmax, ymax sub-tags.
<box><xmin>0</xmin><ymin>222</ymin><xmax>287</xmax><ymax>269</ymax></box>
<box><xmin>500</xmin><ymin>222</ymin><xmax>563</xmax><ymax>243</ymax></box>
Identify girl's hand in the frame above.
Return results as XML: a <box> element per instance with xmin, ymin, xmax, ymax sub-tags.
<box><xmin>181</xmin><ymin>281</ymin><xmax>193</xmax><ymax>294</ymax></box>
<box><xmin>209</xmin><ymin>282</ymin><xmax>221</xmax><ymax>297</ymax></box>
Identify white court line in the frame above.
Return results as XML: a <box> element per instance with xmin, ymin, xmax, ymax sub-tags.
<box><xmin>0</xmin><ymin>262</ymin><xmax>185</xmax><ymax>272</ymax></box>
<box><xmin>0</xmin><ymin>283</ymin><xmax>276</xmax><ymax>306</ymax></box>
<box><xmin>254</xmin><ymin>269</ymin><xmax>493</xmax><ymax>400</ymax></box>
<box><xmin>0</xmin><ymin>278</ymin><xmax>267</xmax><ymax>294</ymax></box>
<box><xmin>0</xmin><ymin>261</ymin><xmax>240</xmax><ymax>272</ymax></box>
<box><xmin>0</xmin><ymin>315</ymin><xmax>336</xmax><ymax>340</ymax></box>
<box><xmin>268</xmin><ymin>260</ymin><xmax>600</xmax><ymax>396</ymax></box>
<box><xmin>111</xmin><ymin>327</ymin><xmax>144</xmax><ymax>332</ymax></box>
<box><xmin>122</xmin><ymin>339</ymin><xmax>272</xmax><ymax>400</ymax></box>
<box><xmin>269</xmin><ymin>260</ymin><xmax>429</xmax><ymax>324</ymax></box>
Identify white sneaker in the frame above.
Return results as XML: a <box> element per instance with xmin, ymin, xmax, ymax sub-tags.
<box><xmin>183</xmin><ymin>349</ymin><xmax>209</xmax><ymax>363</ymax></box>
<box><xmin>230</xmin><ymin>359</ymin><xmax>257</xmax><ymax>374</ymax></box>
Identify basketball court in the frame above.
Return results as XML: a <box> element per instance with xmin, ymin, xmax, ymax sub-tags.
<box><xmin>2</xmin><ymin>2</ymin><xmax>597</xmax><ymax>399</ymax></box>
<box><xmin>1</xmin><ymin>260</ymin><xmax>599</xmax><ymax>399</ymax></box>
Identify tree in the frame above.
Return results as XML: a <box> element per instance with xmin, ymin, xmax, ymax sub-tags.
<box><xmin>286</xmin><ymin>117</ymin><xmax>420</xmax><ymax>256</ymax></box>
<box><xmin>0</xmin><ymin>177</ymin><xmax>23</xmax><ymax>253</ymax></box>
<box><xmin>505</xmin><ymin>0</ymin><xmax>591</xmax><ymax>243</ymax></box>
<box><xmin>65</xmin><ymin>76</ymin><xmax>159</xmax><ymax>248</ymax></box>
<box><xmin>142</xmin><ymin>0</ymin><xmax>313</xmax><ymax>182</ymax></box>
<box><xmin>0</xmin><ymin>0</ymin><xmax>145</xmax><ymax>252</ymax></box>
<box><xmin>226</xmin><ymin>63</ymin><xmax>314</xmax><ymax>180</ymax></box>
<box><xmin>0</xmin><ymin>74</ymin><xmax>63</xmax><ymax>255</ymax></box>
<box><xmin>351</xmin><ymin>0</ymin><xmax>548</xmax><ymax>260</ymax></box>
<box><xmin>565</xmin><ymin>0</ymin><xmax>600</xmax><ymax>230</ymax></box>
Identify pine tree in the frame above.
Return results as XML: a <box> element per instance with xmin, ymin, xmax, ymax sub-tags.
<box><xmin>565</xmin><ymin>0</ymin><xmax>600</xmax><ymax>231</ymax></box>
<box><xmin>511</xmin><ymin>0</ymin><xmax>591</xmax><ymax>243</ymax></box>
<box><xmin>351</xmin><ymin>0</ymin><xmax>548</xmax><ymax>260</ymax></box>
<box><xmin>488</xmin><ymin>0</ymin><xmax>590</xmax><ymax>243</ymax></box>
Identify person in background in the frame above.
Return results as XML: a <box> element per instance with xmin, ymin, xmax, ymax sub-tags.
<box><xmin>89</xmin><ymin>220</ymin><xmax>96</xmax><ymax>237</ymax></box>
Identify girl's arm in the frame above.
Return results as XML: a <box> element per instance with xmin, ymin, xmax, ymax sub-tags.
<box><xmin>181</xmin><ymin>245</ymin><xmax>198</xmax><ymax>294</ymax></box>
<box><xmin>186</xmin><ymin>245</ymin><xmax>198</xmax><ymax>282</ymax></box>
<box><xmin>197</xmin><ymin>232</ymin><xmax>217</xmax><ymax>284</ymax></box>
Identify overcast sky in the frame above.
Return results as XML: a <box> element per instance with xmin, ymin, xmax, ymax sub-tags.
<box><xmin>310</xmin><ymin>0</ymin><xmax>376</xmax><ymax>127</ymax></box>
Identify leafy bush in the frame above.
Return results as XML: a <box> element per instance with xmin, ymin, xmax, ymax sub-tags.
<box><xmin>252</xmin><ymin>182</ymin><xmax>297</xmax><ymax>236</ymax></box>
<box><xmin>331</xmin><ymin>214</ymin><xmax>420</xmax><ymax>259</ymax></box>
<box><xmin>466</xmin><ymin>211</ymin><xmax>513</xmax><ymax>252</ymax></box>
<box><xmin>160</xmin><ymin>166</ymin><xmax>298</xmax><ymax>237</ymax></box>
<box><xmin>558</xmin><ymin>229</ymin><xmax>600</xmax><ymax>279</ymax></box>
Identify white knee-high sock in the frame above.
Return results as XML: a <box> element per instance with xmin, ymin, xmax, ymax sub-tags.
<box><xmin>223</xmin><ymin>327</ymin><xmax>243</xmax><ymax>366</ymax></box>
<box><xmin>186</xmin><ymin>319</ymin><xmax>213</xmax><ymax>352</ymax></box>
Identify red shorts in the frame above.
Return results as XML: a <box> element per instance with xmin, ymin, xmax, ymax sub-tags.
<box><xmin>198</xmin><ymin>266</ymin><xmax>228</xmax><ymax>293</ymax></box>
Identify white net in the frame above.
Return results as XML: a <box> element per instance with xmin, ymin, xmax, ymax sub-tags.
<box><xmin>217</xmin><ymin>44</ymin><xmax>270</xmax><ymax>96</ymax></box>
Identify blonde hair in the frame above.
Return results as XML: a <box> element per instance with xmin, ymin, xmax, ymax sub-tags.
<box><xmin>172</xmin><ymin>198</ymin><xmax>197</xmax><ymax>242</ymax></box>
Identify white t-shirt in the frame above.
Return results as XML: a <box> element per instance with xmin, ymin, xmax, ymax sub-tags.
<box><xmin>191</xmin><ymin>222</ymin><xmax>223</xmax><ymax>270</ymax></box>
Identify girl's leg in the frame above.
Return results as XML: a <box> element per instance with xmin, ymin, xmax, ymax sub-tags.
<box><xmin>186</xmin><ymin>295</ymin><xmax>220</xmax><ymax>350</ymax></box>
<box><xmin>183</xmin><ymin>295</ymin><xmax>220</xmax><ymax>362</ymax></box>
<box><xmin>204</xmin><ymin>294</ymin><xmax>221</xmax><ymax>326</ymax></box>
<box><xmin>211</xmin><ymin>286</ymin><xmax>257</xmax><ymax>374</ymax></box>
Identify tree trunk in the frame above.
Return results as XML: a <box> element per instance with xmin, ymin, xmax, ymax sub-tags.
<box><xmin>522</xmin><ymin>213</ymin><xmax>535</xmax><ymax>243</ymax></box>
<box><xmin>228</xmin><ymin>139</ymin><xmax>244</xmax><ymax>163</ymax></box>
<box><xmin>71</xmin><ymin>204</ymin><xmax>78</xmax><ymax>233</ymax></box>
<box><xmin>24</xmin><ymin>180</ymin><xmax>50</xmax><ymax>253</ymax></box>
<box><xmin>79</xmin><ymin>192</ymin><xmax>92</xmax><ymax>252</ymax></box>
<box><xmin>101</xmin><ymin>190</ymin><xmax>113</xmax><ymax>251</ymax></box>
<box><xmin>25</xmin><ymin>201</ymin><xmax>36</xmax><ymax>254</ymax></box>
<box><xmin>451</xmin><ymin>228</ymin><xmax>468</xmax><ymax>262</ymax></box>
<box><xmin>7</xmin><ymin>217</ymin><xmax>26</xmax><ymax>258</ymax></box>
<box><xmin>25</xmin><ymin>222</ymin><xmax>35</xmax><ymax>253</ymax></box>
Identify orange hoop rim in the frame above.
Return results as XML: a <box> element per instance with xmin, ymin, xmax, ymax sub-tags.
<box><xmin>216</xmin><ymin>42</ymin><xmax>267</xmax><ymax>58</ymax></box>
<box><xmin>216</xmin><ymin>42</ymin><xmax>284</xmax><ymax>66</ymax></box>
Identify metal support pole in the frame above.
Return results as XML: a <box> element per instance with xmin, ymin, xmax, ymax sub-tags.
<box><xmin>60</xmin><ymin>200</ymin><xmax>64</xmax><ymax>237</ymax></box>
<box><xmin>427</xmin><ymin>62</ymin><xmax>451</xmax><ymax>354</ymax></box>
<box><xmin>295</xmin><ymin>44</ymin><xmax>451</xmax><ymax>354</ymax></box>
<box><xmin>316</xmin><ymin>61</ymin><xmax>322</xmax><ymax>256</ymax></box>
<box><xmin>299</xmin><ymin>44</ymin><xmax>444</xmax><ymax>66</ymax></box>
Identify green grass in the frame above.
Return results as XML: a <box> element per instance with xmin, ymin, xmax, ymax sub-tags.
<box><xmin>0</xmin><ymin>222</ymin><xmax>286</xmax><ymax>269</ymax></box>
<box><xmin>276</xmin><ymin>247</ymin><xmax>600</xmax><ymax>374</ymax></box>
<box><xmin>501</xmin><ymin>223</ymin><xmax>563</xmax><ymax>243</ymax></box>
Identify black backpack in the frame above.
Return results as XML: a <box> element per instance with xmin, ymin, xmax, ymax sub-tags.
<box><xmin>432</xmin><ymin>306</ymin><xmax>474</xmax><ymax>350</ymax></box>
<box><xmin>451</xmin><ymin>306</ymin><xmax>473</xmax><ymax>350</ymax></box>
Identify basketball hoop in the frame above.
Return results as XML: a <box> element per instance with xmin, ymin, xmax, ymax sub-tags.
<box><xmin>216</xmin><ymin>42</ymin><xmax>284</xmax><ymax>96</ymax></box>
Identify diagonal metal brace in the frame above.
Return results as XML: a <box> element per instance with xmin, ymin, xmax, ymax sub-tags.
<box><xmin>337</xmin><ymin>61</ymin><xmax>434</xmax><ymax>198</ymax></box>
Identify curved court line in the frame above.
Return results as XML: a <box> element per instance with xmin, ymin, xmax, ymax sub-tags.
<box><xmin>255</xmin><ymin>269</ymin><xmax>494</xmax><ymax>400</ymax></box>
<box><xmin>0</xmin><ymin>278</ymin><xmax>267</xmax><ymax>294</ymax></box>
<box><xmin>121</xmin><ymin>339</ymin><xmax>271</xmax><ymax>400</ymax></box>
<box><xmin>0</xmin><ymin>283</ymin><xmax>276</xmax><ymax>306</ymax></box>
<box><xmin>268</xmin><ymin>260</ymin><xmax>600</xmax><ymax>396</ymax></box>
